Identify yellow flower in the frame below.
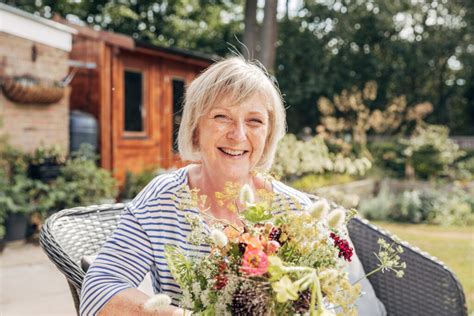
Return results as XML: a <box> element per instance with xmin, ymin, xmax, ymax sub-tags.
<box><xmin>272</xmin><ymin>276</ymin><xmax>299</xmax><ymax>303</ymax></box>
<box><xmin>267</xmin><ymin>256</ymin><xmax>285</xmax><ymax>281</ymax></box>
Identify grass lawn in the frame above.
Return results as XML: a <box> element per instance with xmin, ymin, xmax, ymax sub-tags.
<box><xmin>374</xmin><ymin>221</ymin><xmax>474</xmax><ymax>313</ymax></box>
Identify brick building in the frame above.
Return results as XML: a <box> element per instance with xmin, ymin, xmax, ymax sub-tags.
<box><xmin>0</xmin><ymin>4</ymin><xmax>76</xmax><ymax>155</ymax></box>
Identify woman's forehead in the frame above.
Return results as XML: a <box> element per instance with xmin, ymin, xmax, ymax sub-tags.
<box><xmin>209</xmin><ymin>93</ymin><xmax>271</xmax><ymax>113</ymax></box>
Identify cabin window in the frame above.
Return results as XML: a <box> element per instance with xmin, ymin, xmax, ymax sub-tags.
<box><xmin>124</xmin><ymin>70</ymin><xmax>144</xmax><ymax>132</ymax></box>
<box><xmin>172</xmin><ymin>78</ymin><xmax>185</xmax><ymax>151</ymax></box>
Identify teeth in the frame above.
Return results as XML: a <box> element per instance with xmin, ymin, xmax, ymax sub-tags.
<box><xmin>220</xmin><ymin>148</ymin><xmax>246</xmax><ymax>156</ymax></box>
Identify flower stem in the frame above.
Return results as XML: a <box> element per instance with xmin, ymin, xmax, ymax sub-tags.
<box><xmin>352</xmin><ymin>266</ymin><xmax>382</xmax><ymax>285</ymax></box>
<box><xmin>310</xmin><ymin>275</ymin><xmax>317</xmax><ymax>316</ymax></box>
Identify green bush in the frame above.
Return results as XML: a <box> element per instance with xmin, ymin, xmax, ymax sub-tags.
<box><xmin>358</xmin><ymin>187</ymin><xmax>396</xmax><ymax>221</ymax></box>
<box><xmin>50</xmin><ymin>155</ymin><xmax>118</xmax><ymax>211</ymax></box>
<box><xmin>120</xmin><ymin>168</ymin><xmax>159</xmax><ymax>200</ymax></box>
<box><xmin>290</xmin><ymin>173</ymin><xmax>357</xmax><ymax>193</ymax></box>
<box><xmin>369</xmin><ymin>125</ymin><xmax>467</xmax><ymax>180</ymax></box>
<box><xmin>368</xmin><ymin>140</ymin><xmax>405</xmax><ymax>178</ymax></box>
<box><xmin>359</xmin><ymin>186</ymin><xmax>473</xmax><ymax>226</ymax></box>
<box><xmin>0</xmin><ymin>144</ymin><xmax>118</xmax><ymax>225</ymax></box>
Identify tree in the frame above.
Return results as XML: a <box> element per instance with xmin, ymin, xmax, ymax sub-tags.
<box><xmin>259</xmin><ymin>0</ymin><xmax>278</xmax><ymax>72</ymax></box>
<box><xmin>275</xmin><ymin>0</ymin><xmax>473</xmax><ymax>134</ymax></box>
<box><xmin>243</xmin><ymin>0</ymin><xmax>257</xmax><ymax>59</ymax></box>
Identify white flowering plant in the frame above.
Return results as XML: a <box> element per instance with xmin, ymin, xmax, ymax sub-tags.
<box><xmin>155</xmin><ymin>184</ymin><xmax>405</xmax><ymax>315</ymax></box>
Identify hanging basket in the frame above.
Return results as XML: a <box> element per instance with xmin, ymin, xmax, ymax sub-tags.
<box><xmin>1</xmin><ymin>75</ymin><xmax>65</xmax><ymax>104</ymax></box>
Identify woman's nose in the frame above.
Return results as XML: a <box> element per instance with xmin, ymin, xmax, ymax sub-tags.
<box><xmin>227</xmin><ymin>121</ymin><xmax>247</xmax><ymax>142</ymax></box>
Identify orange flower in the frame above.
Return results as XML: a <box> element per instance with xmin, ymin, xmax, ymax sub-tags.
<box><xmin>240</xmin><ymin>233</ymin><xmax>265</xmax><ymax>251</ymax></box>
<box><xmin>223</xmin><ymin>226</ymin><xmax>242</xmax><ymax>242</ymax></box>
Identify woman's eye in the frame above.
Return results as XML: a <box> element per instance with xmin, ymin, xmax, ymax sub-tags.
<box><xmin>213</xmin><ymin>114</ymin><xmax>230</xmax><ymax>121</ymax></box>
<box><xmin>249</xmin><ymin>118</ymin><xmax>263</xmax><ymax>124</ymax></box>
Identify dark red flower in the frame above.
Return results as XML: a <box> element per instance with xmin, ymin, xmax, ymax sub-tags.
<box><xmin>214</xmin><ymin>261</ymin><xmax>228</xmax><ymax>289</ymax></box>
<box><xmin>330</xmin><ymin>232</ymin><xmax>353</xmax><ymax>262</ymax></box>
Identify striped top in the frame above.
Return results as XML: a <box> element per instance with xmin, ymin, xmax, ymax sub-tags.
<box><xmin>79</xmin><ymin>165</ymin><xmax>311</xmax><ymax>316</ymax></box>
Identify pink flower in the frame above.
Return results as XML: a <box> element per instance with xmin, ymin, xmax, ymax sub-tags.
<box><xmin>241</xmin><ymin>249</ymin><xmax>269</xmax><ymax>276</ymax></box>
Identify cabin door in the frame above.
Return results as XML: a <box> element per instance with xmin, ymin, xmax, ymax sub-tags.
<box><xmin>111</xmin><ymin>52</ymin><xmax>163</xmax><ymax>183</ymax></box>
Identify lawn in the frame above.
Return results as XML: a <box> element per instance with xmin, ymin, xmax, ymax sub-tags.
<box><xmin>374</xmin><ymin>221</ymin><xmax>474</xmax><ymax>313</ymax></box>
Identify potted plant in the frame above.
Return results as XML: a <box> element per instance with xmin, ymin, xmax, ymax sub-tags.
<box><xmin>0</xmin><ymin>174</ymin><xmax>43</xmax><ymax>241</ymax></box>
<box><xmin>27</xmin><ymin>145</ymin><xmax>66</xmax><ymax>183</ymax></box>
<box><xmin>49</xmin><ymin>144</ymin><xmax>118</xmax><ymax>210</ymax></box>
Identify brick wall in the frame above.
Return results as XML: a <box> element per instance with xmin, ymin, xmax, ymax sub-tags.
<box><xmin>0</xmin><ymin>32</ymin><xmax>69</xmax><ymax>155</ymax></box>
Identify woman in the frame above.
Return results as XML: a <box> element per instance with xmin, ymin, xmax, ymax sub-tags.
<box><xmin>79</xmin><ymin>56</ymin><xmax>312</xmax><ymax>316</ymax></box>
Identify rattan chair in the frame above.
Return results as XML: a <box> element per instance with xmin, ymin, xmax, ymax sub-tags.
<box><xmin>40</xmin><ymin>203</ymin><xmax>467</xmax><ymax>316</ymax></box>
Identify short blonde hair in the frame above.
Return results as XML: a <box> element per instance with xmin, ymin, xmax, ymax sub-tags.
<box><xmin>177</xmin><ymin>56</ymin><xmax>286</xmax><ymax>171</ymax></box>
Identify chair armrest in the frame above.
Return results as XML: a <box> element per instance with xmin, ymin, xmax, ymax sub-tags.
<box><xmin>348</xmin><ymin>217</ymin><xmax>467</xmax><ymax>316</ymax></box>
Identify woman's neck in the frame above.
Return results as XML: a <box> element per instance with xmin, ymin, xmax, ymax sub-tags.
<box><xmin>186</xmin><ymin>164</ymin><xmax>255</xmax><ymax>218</ymax></box>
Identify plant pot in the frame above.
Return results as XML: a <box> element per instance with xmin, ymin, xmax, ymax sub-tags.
<box><xmin>4</xmin><ymin>213</ymin><xmax>28</xmax><ymax>242</ymax></box>
<box><xmin>2</xmin><ymin>75</ymin><xmax>64</xmax><ymax>104</ymax></box>
<box><xmin>28</xmin><ymin>161</ymin><xmax>63</xmax><ymax>182</ymax></box>
<box><xmin>0</xmin><ymin>238</ymin><xmax>5</xmax><ymax>253</ymax></box>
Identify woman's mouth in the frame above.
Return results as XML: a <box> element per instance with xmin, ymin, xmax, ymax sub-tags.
<box><xmin>218</xmin><ymin>147</ymin><xmax>249</xmax><ymax>157</ymax></box>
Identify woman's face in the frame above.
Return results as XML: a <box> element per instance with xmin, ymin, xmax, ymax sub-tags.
<box><xmin>196</xmin><ymin>93</ymin><xmax>270</xmax><ymax>181</ymax></box>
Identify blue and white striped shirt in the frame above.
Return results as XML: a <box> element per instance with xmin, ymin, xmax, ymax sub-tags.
<box><xmin>79</xmin><ymin>165</ymin><xmax>311</xmax><ymax>315</ymax></box>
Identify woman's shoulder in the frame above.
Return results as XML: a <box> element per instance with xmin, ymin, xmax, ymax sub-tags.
<box><xmin>128</xmin><ymin>166</ymin><xmax>189</xmax><ymax>211</ymax></box>
<box><xmin>270</xmin><ymin>178</ymin><xmax>312</xmax><ymax>209</ymax></box>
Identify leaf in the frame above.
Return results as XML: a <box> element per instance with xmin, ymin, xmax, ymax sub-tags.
<box><xmin>241</xmin><ymin>203</ymin><xmax>273</xmax><ymax>223</ymax></box>
<box><xmin>164</xmin><ymin>245</ymin><xmax>194</xmax><ymax>287</ymax></box>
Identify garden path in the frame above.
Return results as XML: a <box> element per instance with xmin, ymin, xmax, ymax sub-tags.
<box><xmin>0</xmin><ymin>241</ymin><xmax>76</xmax><ymax>315</ymax></box>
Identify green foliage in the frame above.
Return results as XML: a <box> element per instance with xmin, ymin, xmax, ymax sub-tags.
<box><xmin>368</xmin><ymin>140</ymin><xmax>406</xmax><ymax>178</ymax></box>
<box><xmin>50</xmin><ymin>154</ymin><xmax>118</xmax><ymax>210</ymax></box>
<box><xmin>164</xmin><ymin>245</ymin><xmax>195</xmax><ymax>287</ymax></box>
<box><xmin>26</xmin><ymin>145</ymin><xmax>66</xmax><ymax>165</ymax></box>
<box><xmin>369</xmin><ymin>125</ymin><xmax>467</xmax><ymax>180</ymax></box>
<box><xmin>120</xmin><ymin>168</ymin><xmax>158</xmax><ymax>200</ymax></box>
<box><xmin>241</xmin><ymin>203</ymin><xmax>273</xmax><ymax>223</ymax></box>
<box><xmin>290</xmin><ymin>173</ymin><xmax>357</xmax><ymax>193</ymax></box>
<box><xmin>7</xmin><ymin>0</ymin><xmax>473</xmax><ymax>134</ymax></box>
<box><xmin>276</xmin><ymin>0</ymin><xmax>473</xmax><ymax>135</ymax></box>
<box><xmin>359</xmin><ymin>186</ymin><xmax>474</xmax><ymax>226</ymax></box>
<box><xmin>272</xmin><ymin>134</ymin><xmax>372</xmax><ymax>180</ymax></box>
<box><xmin>358</xmin><ymin>187</ymin><xmax>396</xmax><ymax>221</ymax></box>
<box><xmin>0</xmin><ymin>143</ymin><xmax>117</xmax><ymax>227</ymax></box>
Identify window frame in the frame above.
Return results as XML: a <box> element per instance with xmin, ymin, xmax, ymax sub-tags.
<box><xmin>123</xmin><ymin>68</ymin><xmax>147</xmax><ymax>138</ymax></box>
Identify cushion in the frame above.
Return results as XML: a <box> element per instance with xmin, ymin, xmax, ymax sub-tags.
<box><xmin>346</xmin><ymin>240</ymin><xmax>387</xmax><ymax>316</ymax></box>
<box><xmin>81</xmin><ymin>255</ymin><xmax>154</xmax><ymax>296</ymax></box>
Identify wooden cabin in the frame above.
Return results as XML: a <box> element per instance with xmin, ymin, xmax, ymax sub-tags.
<box><xmin>58</xmin><ymin>19</ymin><xmax>216</xmax><ymax>183</ymax></box>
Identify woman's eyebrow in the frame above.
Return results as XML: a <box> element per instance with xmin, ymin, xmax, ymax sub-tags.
<box><xmin>247</xmin><ymin>111</ymin><xmax>267</xmax><ymax>116</ymax></box>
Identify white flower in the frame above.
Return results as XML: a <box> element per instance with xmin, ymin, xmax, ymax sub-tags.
<box><xmin>327</xmin><ymin>208</ymin><xmax>346</xmax><ymax>229</ymax></box>
<box><xmin>307</xmin><ymin>200</ymin><xmax>330</xmax><ymax>220</ymax></box>
<box><xmin>210</xmin><ymin>229</ymin><xmax>228</xmax><ymax>247</ymax></box>
<box><xmin>143</xmin><ymin>294</ymin><xmax>172</xmax><ymax>312</ymax></box>
<box><xmin>239</xmin><ymin>184</ymin><xmax>255</xmax><ymax>204</ymax></box>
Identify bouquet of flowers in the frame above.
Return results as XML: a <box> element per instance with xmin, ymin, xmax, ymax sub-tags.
<box><xmin>148</xmin><ymin>184</ymin><xmax>406</xmax><ymax>315</ymax></box>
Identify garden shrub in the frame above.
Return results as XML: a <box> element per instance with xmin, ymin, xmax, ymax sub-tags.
<box><xmin>272</xmin><ymin>134</ymin><xmax>372</xmax><ymax>180</ymax></box>
<box><xmin>120</xmin><ymin>168</ymin><xmax>160</xmax><ymax>201</ymax></box>
<box><xmin>359</xmin><ymin>185</ymin><xmax>473</xmax><ymax>226</ymax></box>
<box><xmin>368</xmin><ymin>124</ymin><xmax>467</xmax><ymax>180</ymax></box>
<box><xmin>50</xmin><ymin>152</ymin><xmax>118</xmax><ymax>211</ymax></box>
<box><xmin>291</xmin><ymin>173</ymin><xmax>357</xmax><ymax>193</ymax></box>
<box><xmin>358</xmin><ymin>186</ymin><xmax>396</xmax><ymax>221</ymax></box>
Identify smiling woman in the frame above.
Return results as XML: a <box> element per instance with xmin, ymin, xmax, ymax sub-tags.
<box><xmin>79</xmin><ymin>57</ymin><xmax>313</xmax><ymax>316</ymax></box>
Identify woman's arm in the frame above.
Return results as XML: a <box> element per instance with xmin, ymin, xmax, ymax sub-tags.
<box><xmin>80</xmin><ymin>207</ymin><xmax>155</xmax><ymax>315</ymax></box>
<box><xmin>97</xmin><ymin>288</ymin><xmax>186</xmax><ymax>316</ymax></box>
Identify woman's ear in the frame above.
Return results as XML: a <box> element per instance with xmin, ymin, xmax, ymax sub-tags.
<box><xmin>192</xmin><ymin>128</ymin><xmax>200</xmax><ymax>149</ymax></box>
